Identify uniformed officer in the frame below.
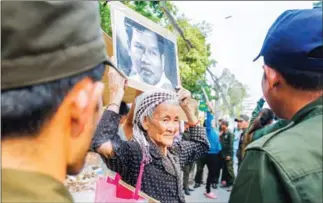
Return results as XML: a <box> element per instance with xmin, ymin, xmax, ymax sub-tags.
<box><xmin>229</xmin><ymin>8</ymin><xmax>323</xmax><ymax>203</ymax></box>
<box><xmin>219</xmin><ymin>120</ymin><xmax>235</xmax><ymax>189</ymax></box>
<box><xmin>1</xmin><ymin>2</ymin><xmax>112</xmax><ymax>202</ymax></box>
<box><xmin>234</xmin><ymin>114</ymin><xmax>249</xmax><ymax>169</ymax></box>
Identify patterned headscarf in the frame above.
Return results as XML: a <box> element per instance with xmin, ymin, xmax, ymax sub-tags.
<box><xmin>132</xmin><ymin>90</ymin><xmax>177</xmax><ymax>163</ymax></box>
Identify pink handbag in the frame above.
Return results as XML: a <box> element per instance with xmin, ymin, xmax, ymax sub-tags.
<box><xmin>94</xmin><ymin>160</ymin><xmax>154</xmax><ymax>203</ymax></box>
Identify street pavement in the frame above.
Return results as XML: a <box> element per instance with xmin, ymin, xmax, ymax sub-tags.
<box><xmin>184</xmin><ymin>183</ymin><xmax>231</xmax><ymax>203</ymax></box>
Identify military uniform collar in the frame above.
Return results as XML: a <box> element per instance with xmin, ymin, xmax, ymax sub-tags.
<box><xmin>291</xmin><ymin>96</ymin><xmax>323</xmax><ymax>124</ymax></box>
<box><xmin>2</xmin><ymin>168</ymin><xmax>73</xmax><ymax>202</ymax></box>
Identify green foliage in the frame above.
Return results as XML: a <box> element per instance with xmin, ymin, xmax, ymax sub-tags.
<box><xmin>217</xmin><ymin>68</ymin><xmax>247</xmax><ymax>117</ymax></box>
<box><xmin>99</xmin><ymin>1</ymin><xmax>248</xmax><ymax>117</ymax></box>
<box><xmin>198</xmin><ymin>101</ymin><xmax>208</xmax><ymax>112</ymax></box>
<box><xmin>172</xmin><ymin>18</ymin><xmax>214</xmax><ymax>94</ymax></box>
<box><xmin>227</xmin><ymin>83</ymin><xmax>247</xmax><ymax>107</ymax></box>
<box><xmin>98</xmin><ymin>1</ymin><xmax>212</xmax><ymax>96</ymax></box>
<box><xmin>99</xmin><ymin>1</ymin><xmax>112</xmax><ymax>35</ymax></box>
<box><xmin>124</xmin><ymin>1</ymin><xmax>161</xmax><ymax>23</ymax></box>
<box><xmin>193</xmin><ymin>80</ymin><xmax>217</xmax><ymax>101</ymax></box>
<box><xmin>123</xmin><ymin>1</ymin><xmax>178</xmax><ymax>25</ymax></box>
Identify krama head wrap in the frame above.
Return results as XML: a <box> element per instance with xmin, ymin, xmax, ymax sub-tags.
<box><xmin>132</xmin><ymin>90</ymin><xmax>178</xmax><ymax>163</ymax></box>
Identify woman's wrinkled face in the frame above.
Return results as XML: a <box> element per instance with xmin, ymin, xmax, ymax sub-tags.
<box><xmin>143</xmin><ymin>103</ymin><xmax>181</xmax><ymax>147</ymax></box>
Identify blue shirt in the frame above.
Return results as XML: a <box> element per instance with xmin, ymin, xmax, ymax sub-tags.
<box><xmin>233</xmin><ymin>128</ymin><xmax>242</xmax><ymax>153</ymax></box>
<box><xmin>205</xmin><ymin>111</ymin><xmax>222</xmax><ymax>154</ymax></box>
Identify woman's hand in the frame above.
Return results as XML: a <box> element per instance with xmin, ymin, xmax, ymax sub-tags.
<box><xmin>176</xmin><ymin>87</ymin><xmax>198</xmax><ymax>125</ymax></box>
<box><xmin>177</xmin><ymin>87</ymin><xmax>191</xmax><ymax>109</ymax></box>
<box><xmin>107</xmin><ymin>67</ymin><xmax>127</xmax><ymax>112</ymax></box>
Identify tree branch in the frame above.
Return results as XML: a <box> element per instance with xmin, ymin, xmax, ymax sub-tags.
<box><xmin>206</xmin><ymin>68</ymin><xmax>234</xmax><ymax>117</ymax></box>
<box><xmin>159</xmin><ymin>2</ymin><xmax>194</xmax><ymax>50</ymax></box>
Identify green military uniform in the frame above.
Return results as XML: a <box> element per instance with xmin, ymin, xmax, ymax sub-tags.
<box><xmin>246</xmin><ymin>98</ymin><xmax>266</xmax><ymax>133</ymax></box>
<box><xmin>1</xmin><ymin>1</ymin><xmax>111</xmax><ymax>90</ymax></box>
<box><xmin>2</xmin><ymin>169</ymin><xmax>73</xmax><ymax>202</ymax></box>
<box><xmin>229</xmin><ymin>96</ymin><xmax>323</xmax><ymax>203</ymax></box>
<box><xmin>246</xmin><ymin>98</ymin><xmax>290</xmax><ymax>142</ymax></box>
<box><xmin>2</xmin><ymin>2</ymin><xmax>110</xmax><ymax>202</ymax></box>
<box><xmin>236</xmin><ymin>128</ymin><xmax>246</xmax><ymax>169</ymax></box>
<box><xmin>251</xmin><ymin>119</ymin><xmax>289</xmax><ymax>141</ymax></box>
<box><xmin>220</xmin><ymin>130</ymin><xmax>235</xmax><ymax>186</ymax></box>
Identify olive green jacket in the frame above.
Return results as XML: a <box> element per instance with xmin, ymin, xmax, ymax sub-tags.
<box><xmin>246</xmin><ymin>97</ymin><xmax>265</xmax><ymax>133</ymax></box>
<box><xmin>2</xmin><ymin>168</ymin><xmax>73</xmax><ymax>202</ymax></box>
<box><xmin>252</xmin><ymin>119</ymin><xmax>290</xmax><ymax>141</ymax></box>
<box><xmin>220</xmin><ymin>131</ymin><xmax>234</xmax><ymax>158</ymax></box>
<box><xmin>229</xmin><ymin>96</ymin><xmax>323</xmax><ymax>203</ymax></box>
<box><xmin>247</xmin><ymin>97</ymin><xmax>290</xmax><ymax>141</ymax></box>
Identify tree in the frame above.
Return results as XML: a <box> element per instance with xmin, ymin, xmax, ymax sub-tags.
<box><xmin>98</xmin><ymin>1</ymin><xmax>213</xmax><ymax>95</ymax></box>
<box><xmin>172</xmin><ymin>18</ymin><xmax>214</xmax><ymax>94</ymax></box>
<box><xmin>99</xmin><ymin>2</ymin><xmax>112</xmax><ymax>36</ymax></box>
<box><xmin>207</xmin><ymin>67</ymin><xmax>247</xmax><ymax>118</ymax></box>
<box><xmin>99</xmin><ymin>1</ymin><xmax>178</xmax><ymax>33</ymax></box>
<box><xmin>99</xmin><ymin>1</ymin><xmax>247</xmax><ymax>115</ymax></box>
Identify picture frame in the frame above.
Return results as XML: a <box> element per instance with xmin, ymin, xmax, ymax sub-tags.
<box><xmin>110</xmin><ymin>1</ymin><xmax>180</xmax><ymax>92</ymax></box>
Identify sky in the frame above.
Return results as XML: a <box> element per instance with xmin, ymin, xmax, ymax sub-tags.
<box><xmin>173</xmin><ymin>1</ymin><xmax>314</xmax><ymax>108</ymax></box>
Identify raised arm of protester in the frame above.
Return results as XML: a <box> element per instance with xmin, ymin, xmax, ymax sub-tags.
<box><xmin>246</xmin><ymin>97</ymin><xmax>265</xmax><ymax>133</ymax></box>
<box><xmin>91</xmin><ymin>68</ymin><xmax>209</xmax><ymax>202</ymax></box>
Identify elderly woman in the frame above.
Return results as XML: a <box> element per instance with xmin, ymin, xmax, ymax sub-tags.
<box><xmin>91</xmin><ymin>68</ymin><xmax>209</xmax><ymax>203</ymax></box>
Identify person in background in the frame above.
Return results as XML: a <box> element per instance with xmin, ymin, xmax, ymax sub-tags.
<box><xmin>2</xmin><ymin>2</ymin><xmax>108</xmax><ymax>202</ymax></box>
<box><xmin>244</xmin><ymin>98</ymin><xmax>289</xmax><ymax>146</ymax></box>
<box><xmin>203</xmin><ymin>102</ymin><xmax>222</xmax><ymax>199</ymax></box>
<box><xmin>243</xmin><ymin>108</ymin><xmax>274</xmax><ymax>151</ymax></box>
<box><xmin>218</xmin><ymin>119</ymin><xmax>223</xmax><ymax>133</ymax></box>
<box><xmin>219</xmin><ymin>120</ymin><xmax>235</xmax><ymax>190</ymax></box>
<box><xmin>99</xmin><ymin>101</ymin><xmax>130</xmax><ymax>177</ymax></box>
<box><xmin>246</xmin><ymin>98</ymin><xmax>266</xmax><ymax>132</ymax></box>
<box><xmin>193</xmin><ymin>125</ymin><xmax>207</xmax><ymax>189</ymax></box>
<box><xmin>229</xmin><ymin>8</ymin><xmax>323</xmax><ymax>203</ymax></box>
<box><xmin>232</xmin><ymin>125</ymin><xmax>242</xmax><ymax>166</ymax></box>
<box><xmin>182</xmin><ymin>122</ymin><xmax>194</xmax><ymax>195</ymax></box>
<box><xmin>216</xmin><ymin>118</ymin><xmax>225</xmax><ymax>186</ymax></box>
<box><xmin>117</xmin><ymin>101</ymin><xmax>130</xmax><ymax>141</ymax></box>
<box><xmin>234</xmin><ymin>114</ymin><xmax>249</xmax><ymax>169</ymax></box>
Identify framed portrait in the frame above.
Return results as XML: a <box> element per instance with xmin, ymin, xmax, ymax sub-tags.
<box><xmin>110</xmin><ymin>2</ymin><xmax>180</xmax><ymax>92</ymax></box>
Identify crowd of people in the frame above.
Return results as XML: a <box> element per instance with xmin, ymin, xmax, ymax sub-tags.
<box><xmin>179</xmin><ymin>101</ymin><xmax>274</xmax><ymax>199</ymax></box>
<box><xmin>2</xmin><ymin>1</ymin><xmax>322</xmax><ymax>203</ymax></box>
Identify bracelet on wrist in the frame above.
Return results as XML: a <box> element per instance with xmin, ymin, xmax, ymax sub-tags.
<box><xmin>105</xmin><ymin>103</ymin><xmax>120</xmax><ymax>110</ymax></box>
